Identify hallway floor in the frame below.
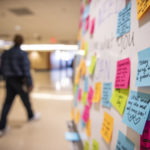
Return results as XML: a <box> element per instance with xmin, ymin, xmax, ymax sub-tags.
<box><xmin>0</xmin><ymin>69</ymin><xmax>73</xmax><ymax>150</ymax></box>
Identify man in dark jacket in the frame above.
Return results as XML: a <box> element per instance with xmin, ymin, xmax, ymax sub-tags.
<box><xmin>0</xmin><ymin>34</ymin><xmax>38</xmax><ymax>135</ymax></box>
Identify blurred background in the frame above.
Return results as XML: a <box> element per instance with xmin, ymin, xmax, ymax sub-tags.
<box><xmin>0</xmin><ymin>0</ymin><xmax>81</xmax><ymax>149</ymax></box>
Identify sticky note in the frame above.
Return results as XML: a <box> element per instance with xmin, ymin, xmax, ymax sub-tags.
<box><xmin>84</xmin><ymin>141</ymin><xmax>90</xmax><ymax>150</ymax></box>
<box><xmin>80</xmin><ymin>59</ymin><xmax>86</xmax><ymax>77</ymax></box>
<box><xmin>137</xmin><ymin>0</ymin><xmax>150</xmax><ymax>19</ymax></box>
<box><xmin>78</xmin><ymin>88</ymin><xmax>82</xmax><ymax>102</ymax></box>
<box><xmin>101</xmin><ymin>83</ymin><xmax>112</xmax><ymax>108</ymax></box>
<box><xmin>87</xmin><ymin>86</ymin><xmax>94</xmax><ymax>107</ymax></box>
<box><xmin>73</xmin><ymin>84</ymin><xmax>77</xmax><ymax>94</ymax></box>
<box><xmin>82</xmin><ymin>4</ymin><xmax>90</xmax><ymax>20</ymax></box>
<box><xmin>82</xmin><ymin>105</ymin><xmax>90</xmax><ymax>123</ymax></box>
<box><xmin>81</xmin><ymin>119</ymin><xmax>86</xmax><ymax>128</ymax></box>
<box><xmin>93</xmin><ymin>82</ymin><xmax>102</xmax><ymax>103</ymax></box>
<box><xmin>86</xmin><ymin>119</ymin><xmax>91</xmax><ymax>137</ymax></box>
<box><xmin>88</xmin><ymin>55</ymin><xmax>96</xmax><ymax>75</ymax></box>
<box><xmin>115</xmin><ymin>58</ymin><xmax>131</xmax><ymax>89</ymax></box>
<box><xmin>86</xmin><ymin>16</ymin><xmax>90</xmax><ymax>31</ymax></box>
<box><xmin>140</xmin><ymin>121</ymin><xmax>150</xmax><ymax>149</ymax></box>
<box><xmin>110</xmin><ymin>89</ymin><xmax>129</xmax><ymax>115</ymax></box>
<box><xmin>75</xmin><ymin>68</ymin><xmax>81</xmax><ymax>84</ymax></box>
<box><xmin>74</xmin><ymin>85</ymin><xmax>79</xmax><ymax>107</ymax></box>
<box><xmin>116</xmin><ymin>1</ymin><xmax>131</xmax><ymax>38</ymax></box>
<box><xmin>78</xmin><ymin>29</ymin><xmax>82</xmax><ymax>41</ymax></box>
<box><xmin>136</xmin><ymin>47</ymin><xmax>150</xmax><ymax>87</ymax></box>
<box><xmin>70</xmin><ymin>108</ymin><xmax>75</xmax><ymax>120</ymax></box>
<box><xmin>75</xmin><ymin>110</ymin><xmax>80</xmax><ymax>124</ymax></box>
<box><xmin>100</xmin><ymin>112</ymin><xmax>114</xmax><ymax>144</ymax></box>
<box><xmin>84</xmin><ymin>76</ymin><xmax>89</xmax><ymax>92</ymax></box>
<box><xmin>123</xmin><ymin>90</ymin><xmax>150</xmax><ymax>135</ymax></box>
<box><xmin>82</xmin><ymin>92</ymin><xmax>87</xmax><ymax>105</ymax></box>
<box><xmin>115</xmin><ymin>131</ymin><xmax>135</xmax><ymax>150</ymax></box>
<box><xmin>92</xmin><ymin>139</ymin><xmax>99</xmax><ymax>150</ymax></box>
<box><xmin>85</xmin><ymin>42</ymin><xmax>88</xmax><ymax>56</ymax></box>
<box><xmin>90</xmin><ymin>18</ymin><xmax>95</xmax><ymax>35</ymax></box>
<box><xmin>65</xmin><ymin>132</ymin><xmax>80</xmax><ymax>141</ymax></box>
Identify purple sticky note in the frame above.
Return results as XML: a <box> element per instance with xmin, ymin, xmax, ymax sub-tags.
<box><xmin>140</xmin><ymin>121</ymin><xmax>150</xmax><ymax>149</ymax></box>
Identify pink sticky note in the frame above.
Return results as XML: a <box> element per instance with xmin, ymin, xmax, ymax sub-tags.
<box><xmin>80</xmin><ymin>4</ymin><xmax>84</xmax><ymax>14</ymax></box>
<box><xmin>88</xmin><ymin>0</ymin><xmax>91</xmax><ymax>3</ymax></box>
<box><xmin>87</xmin><ymin>86</ymin><xmax>93</xmax><ymax>107</ymax></box>
<box><xmin>90</xmin><ymin>18</ymin><xmax>95</xmax><ymax>35</ymax></box>
<box><xmin>79</xmin><ymin>17</ymin><xmax>82</xmax><ymax>29</ymax></box>
<box><xmin>140</xmin><ymin>121</ymin><xmax>150</xmax><ymax>149</ymax></box>
<box><xmin>82</xmin><ymin>105</ymin><xmax>90</xmax><ymax>123</ymax></box>
<box><xmin>115</xmin><ymin>58</ymin><xmax>130</xmax><ymax>89</ymax></box>
<box><xmin>78</xmin><ymin>88</ymin><xmax>82</xmax><ymax>102</ymax></box>
<box><xmin>86</xmin><ymin>16</ymin><xmax>90</xmax><ymax>31</ymax></box>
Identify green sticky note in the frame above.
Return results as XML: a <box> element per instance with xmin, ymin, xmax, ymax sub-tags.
<box><xmin>84</xmin><ymin>141</ymin><xmax>89</xmax><ymax>150</ymax></box>
<box><xmin>92</xmin><ymin>139</ymin><xmax>99</xmax><ymax>150</ymax></box>
<box><xmin>82</xmin><ymin>92</ymin><xmax>87</xmax><ymax>105</ymax></box>
<box><xmin>85</xmin><ymin>42</ymin><xmax>88</xmax><ymax>56</ymax></box>
<box><xmin>73</xmin><ymin>84</ymin><xmax>77</xmax><ymax>94</ymax></box>
<box><xmin>88</xmin><ymin>56</ymin><xmax>96</xmax><ymax>75</ymax></box>
<box><xmin>110</xmin><ymin>89</ymin><xmax>129</xmax><ymax>115</ymax></box>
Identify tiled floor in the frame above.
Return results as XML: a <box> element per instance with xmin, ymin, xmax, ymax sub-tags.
<box><xmin>0</xmin><ymin>69</ymin><xmax>73</xmax><ymax>150</ymax></box>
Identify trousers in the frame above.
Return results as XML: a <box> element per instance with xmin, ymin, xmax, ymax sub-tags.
<box><xmin>0</xmin><ymin>77</ymin><xmax>34</xmax><ymax>129</ymax></box>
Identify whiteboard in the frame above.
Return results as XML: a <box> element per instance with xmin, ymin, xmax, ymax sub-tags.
<box><xmin>73</xmin><ymin>0</ymin><xmax>150</xmax><ymax>150</ymax></box>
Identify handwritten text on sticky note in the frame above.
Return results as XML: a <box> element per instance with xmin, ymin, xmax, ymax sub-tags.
<box><xmin>115</xmin><ymin>58</ymin><xmax>131</xmax><ymax>89</ymax></box>
<box><xmin>100</xmin><ymin>112</ymin><xmax>114</xmax><ymax>144</ymax></box>
<box><xmin>123</xmin><ymin>90</ymin><xmax>150</xmax><ymax>135</ymax></box>
<box><xmin>101</xmin><ymin>83</ymin><xmax>112</xmax><ymax>108</ymax></box>
<box><xmin>137</xmin><ymin>0</ymin><xmax>150</xmax><ymax>19</ymax></box>
<box><xmin>110</xmin><ymin>89</ymin><xmax>129</xmax><ymax>115</ymax></box>
<box><xmin>116</xmin><ymin>131</ymin><xmax>134</xmax><ymax>150</ymax></box>
<box><xmin>136</xmin><ymin>47</ymin><xmax>150</xmax><ymax>87</ymax></box>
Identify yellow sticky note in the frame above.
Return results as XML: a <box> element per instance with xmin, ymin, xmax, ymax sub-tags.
<box><xmin>92</xmin><ymin>82</ymin><xmax>102</xmax><ymax>103</ymax></box>
<box><xmin>92</xmin><ymin>139</ymin><xmax>99</xmax><ymax>150</ymax></box>
<box><xmin>100</xmin><ymin>112</ymin><xmax>114</xmax><ymax>144</ymax></box>
<box><xmin>88</xmin><ymin>56</ymin><xmax>96</xmax><ymax>75</ymax></box>
<box><xmin>86</xmin><ymin>119</ymin><xmax>91</xmax><ymax>137</ymax></box>
<box><xmin>82</xmin><ymin>92</ymin><xmax>87</xmax><ymax>105</ymax></box>
<box><xmin>75</xmin><ymin>110</ymin><xmax>80</xmax><ymax>124</ymax></box>
<box><xmin>80</xmin><ymin>60</ymin><xmax>86</xmax><ymax>77</ymax></box>
<box><xmin>81</xmin><ymin>39</ymin><xmax>85</xmax><ymax>50</ymax></box>
<box><xmin>137</xmin><ymin>0</ymin><xmax>150</xmax><ymax>19</ymax></box>
<box><xmin>84</xmin><ymin>141</ymin><xmax>90</xmax><ymax>150</ymax></box>
<box><xmin>70</xmin><ymin>108</ymin><xmax>75</xmax><ymax>120</ymax></box>
<box><xmin>110</xmin><ymin>89</ymin><xmax>129</xmax><ymax>115</ymax></box>
<box><xmin>78</xmin><ymin>29</ymin><xmax>82</xmax><ymax>41</ymax></box>
<box><xmin>75</xmin><ymin>67</ymin><xmax>81</xmax><ymax>84</ymax></box>
<box><xmin>85</xmin><ymin>42</ymin><xmax>88</xmax><ymax>56</ymax></box>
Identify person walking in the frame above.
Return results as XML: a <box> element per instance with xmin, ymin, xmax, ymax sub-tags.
<box><xmin>0</xmin><ymin>34</ymin><xmax>39</xmax><ymax>136</ymax></box>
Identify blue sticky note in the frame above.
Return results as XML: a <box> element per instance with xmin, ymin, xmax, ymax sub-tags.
<box><xmin>123</xmin><ymin>90</ymin><xmax>150</xmax><ymax>135</ymax></box>
<box><xmin>82</xmin><ymin>20</ymin><xmax>86</xmax><ymax>35</ymax></box>
<box><xmin>116</xmin><ymin>1</ymin><xmax>131</xmax><ymax>38</ymax></box>
<box><xmin>82</xmin><ymin>5</ymin><xmax>90</xmax><ymax>20</ymax></box>
<box><xmin>84</xmin><ymin>76</ymin><xmax>89</xmax><ymax>92</ymax></box>
<box><xmin>147</xmin><ymin>111</ymin><xmax>150</xmax><ymax>121</ymax></box>
<box><xmin>101</xmin><ymin>82</ymin><xmax>112</xmax><ymax>108</ymax></box>
<box><xmin>81</xmin><ymin>119</ymin><xmax>86</xmax><ymax>128</ymax></box>
<box><xmin>74</xmin><ymin>85</ymin><xmax>79</xmax><ymax>107</ymax></box>
<box><xmin>115</xmin><ymin>131</ymin><xmax>134</xmax><ymax>150</ymax></box>
<box><xmin>136</xmin><ymin>47</ymin><xmax>150</xmax><ymax>87</ymax></box>
<box><xmin>65</xmin><ymin>132</ymin><xmax>80</xmax><ymax>141</ymax></box>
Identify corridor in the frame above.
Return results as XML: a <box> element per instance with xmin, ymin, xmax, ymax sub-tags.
<box><xmin>0</xmin><ymin>69</ymin><xmax>73</xmax><ymax>150</ymax></box>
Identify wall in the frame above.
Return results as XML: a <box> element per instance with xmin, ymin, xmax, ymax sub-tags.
<box><xmin>73</xmin><ymin>0</ymin><xmax>150</xmax><ymax>150</ymax></box>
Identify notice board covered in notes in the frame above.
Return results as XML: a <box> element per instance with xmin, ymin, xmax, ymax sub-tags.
<box><xmin>72</xmin><ymin>0</ymin><xmax>150</xmax><ymax>150</ymax></box>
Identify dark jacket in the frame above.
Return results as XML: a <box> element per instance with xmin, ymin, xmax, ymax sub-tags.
<box><xmin>1</xmin><ymin>45</ymin><xmax>32</xmax><ymax>86</ymax></box>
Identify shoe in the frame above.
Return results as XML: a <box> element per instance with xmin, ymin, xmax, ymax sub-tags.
<box><xmin>0</xmin><ymin>126</ymin><xmax>10</xmax><ymax>137</ymax></box>
<box><xmin>29</xmin><ymin>112</ymin><xmax>41</xmax><ymax>122</ymax></box>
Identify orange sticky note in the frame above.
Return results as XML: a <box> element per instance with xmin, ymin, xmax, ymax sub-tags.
<box><xmin>70</xmin><ymin>108</ymin><xmax>75</xmax><ymax>120</ymax></box>
<box><xmin>75</xmin><ymin>110</ymin><xmax>80</xmax><ymax>124</ymax></box>
<box><xmin>137</xmin><ymin>0</ymin><xmax>150</xmax><ymax>19</ymax></box>
<box><xmin>92</xmin><ymin>82</ymin><xmax>102</xmax><ymax>103</ymax></box>
<box><xmin>80</xmin><ymin>60</ymin><xmax>86</xmax><ymax>77</ymax></box>
<box><xmin>86</xmin><ymin>119</ymin><xmax>91</xmax><ymax>137</ymax></box>
<box><xmin>75</xmin><ymin>67</ymin><xmax>81</xmax><ymax>84</ymax></box>
<box><xmin>100</xmin><ymin>112</ymin><xmax>114</xmax><ymax>144</ymax></box>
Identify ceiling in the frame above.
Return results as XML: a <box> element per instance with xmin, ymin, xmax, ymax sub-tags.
<box><xmin>0</xmin><ymin>0</ymin><xmax>81</xmax><ymax>44</ymax></box>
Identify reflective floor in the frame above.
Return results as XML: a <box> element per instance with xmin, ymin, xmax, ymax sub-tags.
<box><xmin>0</xmin><ymin>69</ymin><xmax>73</xmax><ymax>150</ymax></box>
